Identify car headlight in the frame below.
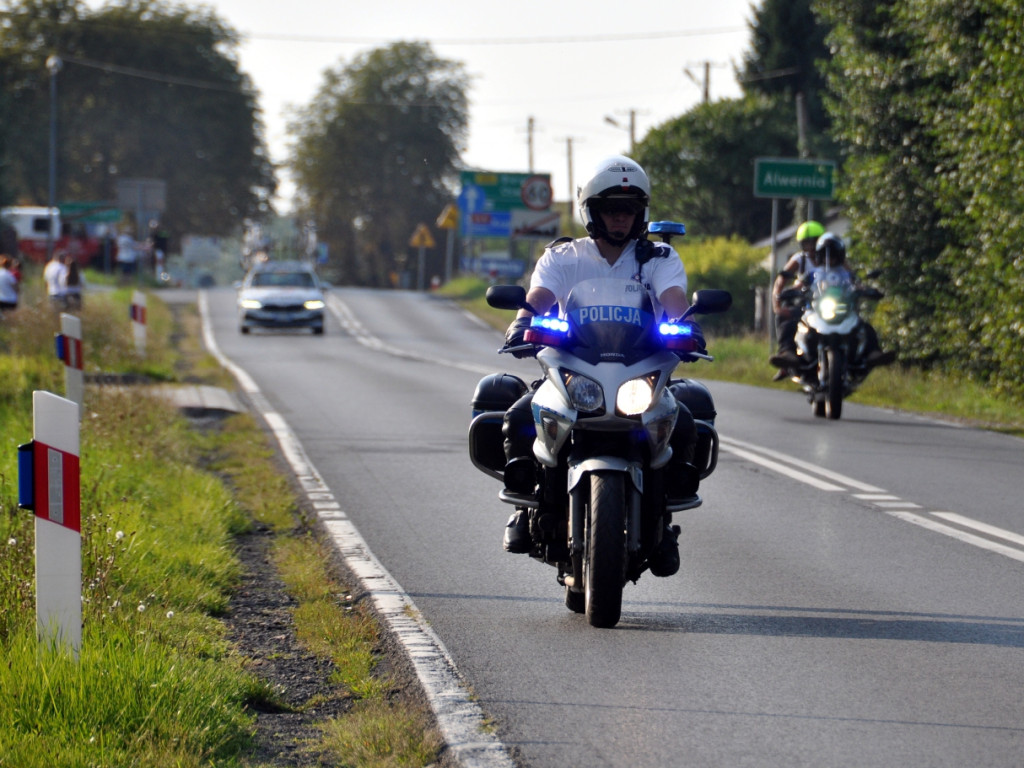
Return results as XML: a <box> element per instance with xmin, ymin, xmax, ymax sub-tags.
<box><xmin>240</xmin><ymin>298</ymin><xmax>262</xmax><ymax>309</ymax></box>
<box><xmin>304</xmin><ymin>299</ymin><xmax>325</xmax><ymax>310</ymax></box>
<box><xmin>562</xmin><ymin>371</ymin><xmax>603</xmax><ymax>412</ymax></box>
<box><xmin>616</xmin><ymin>376</ymin><xmax>656</xmax><ymax>416</ymax></box>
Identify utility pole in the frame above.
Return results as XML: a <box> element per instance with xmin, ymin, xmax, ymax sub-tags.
<box><xmin>527</xmin><ymin>116</ymin><xmax>535</xmax><ymax>172</ymax></box>
<box><xmin>796</xmin><ymin>92</ymin><xmax>812</xmax><ymax>220</ymax></box>
<box><xmin>604</xmin><ymin>110</ymin><xmax>637</xmax><ymax>155</ymax></box>
<box><xmin>566</xmin><ymin>137</ymin><xmax>575</xmax><ymax>206</ymax></box>
<box><xmin>46</xmin><ymin>55</ymin><xmax>62</xmax><ymax>262</ymax></box>
<box><xmin>685</xmin><ymin>61</ymin><xmax>726</xmax><ymax>104</ymax></box>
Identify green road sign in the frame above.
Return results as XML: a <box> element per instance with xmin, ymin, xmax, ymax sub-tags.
<box><xmin>59</xmin><ymin>201</ymin><xmax>122</xmax><ymax>223</ymax></box>
<box><xmin>754</xmin><ymin>158</ymin><xmax>836</xmax><ymax>200</ymax></box>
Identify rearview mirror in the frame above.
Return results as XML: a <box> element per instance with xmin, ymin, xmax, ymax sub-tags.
<box><xmin>485</xmin><ymin>285</ymin><xmax>527</xmax><ymax>311</ymax></box>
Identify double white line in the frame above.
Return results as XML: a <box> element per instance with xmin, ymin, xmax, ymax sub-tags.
<box><xmin>720</xmin><ymin>436</ymin><xmax>1024</xmax><ymax>564</ymax></box>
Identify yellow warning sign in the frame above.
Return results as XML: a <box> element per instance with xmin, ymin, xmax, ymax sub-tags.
<box><xmin>436</xmin><ymin>204</ymin><xmax>458</xmax><ymax>230</ymax></box>
<box><xmin>409</xmin><ymin>223</ymin><xmax>436</xmax><ymax>249</ymax></box>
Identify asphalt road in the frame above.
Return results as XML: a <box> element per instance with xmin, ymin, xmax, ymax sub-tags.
<box><xmin>202</xmin><ymin>285</ymin><xmax>1024</xmax><ymax>768</ymax></box>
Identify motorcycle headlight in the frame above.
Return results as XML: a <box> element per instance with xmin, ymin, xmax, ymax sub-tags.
<box><xmin>616</xmin><ymin>375</ymin><xmax>656</xmax><ymax>416</ymax></box>
<box><xmin>818</xmin><ymin>296</ymin><xmax>849</xmax><ymax>321</ymax></box>
<box><xmin>562</xmin><ymin>371</ymin><xmax>603</xmax><ymax>412</ymax></box>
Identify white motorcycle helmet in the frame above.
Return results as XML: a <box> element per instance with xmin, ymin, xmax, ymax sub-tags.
<box><xmin>577</xmin><ymin>155</ymin><xmax>651</xmax><ymax>245</ymax></box>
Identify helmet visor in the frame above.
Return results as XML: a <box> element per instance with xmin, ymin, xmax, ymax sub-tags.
<box><xmin>590</xmin><ymin>198</ymin><xmax>645</xmax><ymax>218</ymax></box>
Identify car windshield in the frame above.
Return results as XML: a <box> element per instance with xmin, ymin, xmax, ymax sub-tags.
<box><xmin>251</xmin><ymin>271</ymin><xmax>315</xmax><ymax>288</ymax></box>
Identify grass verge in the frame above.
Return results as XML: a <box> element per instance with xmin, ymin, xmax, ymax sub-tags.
<box><xmin>0</xmin><ymin>279</ymin><xmax>442</xmax><ymax>767</ymax></box>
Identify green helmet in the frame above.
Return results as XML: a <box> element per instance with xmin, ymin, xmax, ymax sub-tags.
<box><xmin>796</xmin><ymin>220</ymin><xmax>825</xmax><ymax>243</ymax></box>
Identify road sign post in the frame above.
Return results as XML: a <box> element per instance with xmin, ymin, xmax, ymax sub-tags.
<box><xmin>130</xmin><ymin>290</ymin><xmax>146</xmax><ymax>355</ymax></box>
<box><xmin>409</xmin><ymin>224</ymin><xmax>436</xmax><ymax>291</ymax></box>
<box><xmin>754</xmin><ymin>157</ymin><xmax>837</xmax><ymax>344</ymax></box>
<box><xmin>56</xmin><ymin>313</ymin><xmax>84</xmax><ymax>410</ymax></box>
<box><xmin>19</xmin><ymin>391</ymin><xmax>82</xmax><ymax>654</ymax></box>
<box><xmin>436</xmin><ymin>204</ymin><xmax>459</xmax><ymax>284</ymax></box>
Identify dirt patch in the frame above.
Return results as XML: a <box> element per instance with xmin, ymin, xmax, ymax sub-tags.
<box><xmin>226</xmin><ymin>521</ymin><xmax>351</xmax><ymax>766</ymax></box>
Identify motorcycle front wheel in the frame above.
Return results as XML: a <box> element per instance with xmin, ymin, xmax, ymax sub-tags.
<box><xmin>584</xmin><ymin>471</ymin><xmax>628</xmax><ymax>628</ymax></box>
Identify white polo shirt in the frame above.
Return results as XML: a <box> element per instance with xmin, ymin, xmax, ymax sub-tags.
<box><xmin>530</xmin><ymin>237</ymin><xmax>688</xmax><ymax>319</ymax></box>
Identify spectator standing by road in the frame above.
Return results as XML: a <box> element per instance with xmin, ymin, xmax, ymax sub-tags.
<box><xmin>43</xmin><ymin>249</ymin><xmax>68</xmax><ymax>307</ymax></box>
<box><xmin>0</xmin><ymin>255</ymin><xmax>19</xmax><ymax>312</ymax></box>
<box><xmin>61</xmin><ymin>253</ymin><xmax>84</xmax><ymax>309</ymax></box>
<box><xmin>116</xmin><ymin>228</ymin><xmax>139</xmax><ymax>279</ymax></box>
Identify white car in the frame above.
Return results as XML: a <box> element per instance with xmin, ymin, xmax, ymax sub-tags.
<box><xmin>237</xmin><ymin>260</ymin><xmax>326</xmax><ymax>335</ymax></box>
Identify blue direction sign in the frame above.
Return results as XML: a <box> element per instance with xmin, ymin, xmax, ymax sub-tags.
<box><xmin>458</xmin><ymin>171</ymin><xmax>552</xmax><ymax>238</ymax></box>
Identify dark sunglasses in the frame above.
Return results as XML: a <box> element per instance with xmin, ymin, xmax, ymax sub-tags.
<box><xmin>593</xmin><ymin>199</ymin><xmax>644</xmax><ymax>217</ymax></box>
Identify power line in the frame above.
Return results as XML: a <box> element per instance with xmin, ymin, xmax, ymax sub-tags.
<box><xmin>241</xmin><ymin>26</ymin><xmax>746</xmax><ymax>46</ymax></box>
<box><xmin>58</xmin><ymin>54</ymin><xmax>250</xmax><ymax>94</ymax></box>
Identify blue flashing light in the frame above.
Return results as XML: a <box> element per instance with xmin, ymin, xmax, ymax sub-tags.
<box><xmin>525</xmin><ymin>315</ymin><xmax>570</xmax><ymax>347</ymax></box>
<box><xmin>658</xmin><ymin>322</ymin><xmax>692</xmax><ymax>337</ymax></box>
<box><xmin>531</xmin><ymin>316</ymin><xmax>569</xmax><ymax>333</ymax></box>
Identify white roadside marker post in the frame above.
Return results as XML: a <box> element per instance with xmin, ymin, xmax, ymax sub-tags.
<box><xmin>56</xmin><ymin>312</ymin><xmax>84</xmax><ymax>411</ymax></box>
<box><xmin>130</xmin><ymin>290</ymin><xmax>146</xmax><ymax>355</ymax></box>
<box><xmin>18</xmin><ymin>392</ymin><xmax>82</xmax><ymax>655</ymax></box>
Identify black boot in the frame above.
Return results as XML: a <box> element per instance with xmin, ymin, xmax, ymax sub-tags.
<box><xmin>648</xmin><ymin>525</ymin><xmax>680</xmax><ymax>577</ymax></box>
<box><xmin>665</xmin><ymin>462</ymin><xmax>699</xmax><ymax>502</ymax></box>
<box><xmin>502</xmin><ymin>508</ymin><xmax>532</xmax><ymax>553</ymax></box>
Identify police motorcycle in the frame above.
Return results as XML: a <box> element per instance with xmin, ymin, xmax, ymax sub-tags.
<box><xmin>468</xmin><ymin>224</ymin><xmax>732</xmax><ymax>628</ymax></box>
<box><xmin>777</xmin><ymin>260</ymin><xmax>887</xmax><ymax>421</ymax></box>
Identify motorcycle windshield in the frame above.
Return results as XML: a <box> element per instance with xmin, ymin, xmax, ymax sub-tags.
<box><xmin>810</xmin><ymin>269</ymin><xmax>855</xmax><ymax>325</ymax></box>
<box><xmin>812</xmin><ymin>268</ymin><xmax>854</xmax><ymax>296</ymax></box>
<box><xmin>561</xmin><ymin>278</ymin><xmax>657</xmax><ymax>363</ymax></box>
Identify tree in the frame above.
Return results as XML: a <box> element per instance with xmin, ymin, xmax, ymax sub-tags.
<box><xmin>289</xmin><ymin>42</ymin><xmax>468</xmax><ymax>287</ymax></box>
<box><xmin>817</xmin><ymin>0</ymin><xmax>1024</xmax><ymax>398</ymax></box>
<box><xmin>636</xmin><ymin>94</ymin><xmax>798</xmax><ymax>242</ymax></box>
<box><xmin>741</xmin><ymin>0</ymin><xmax>833</xmax><ymax>157</ymax></box>
<box><xmin>0</xmin><ymin>0</ymin><xmax>275</xmax><ymax>240</ymax></box>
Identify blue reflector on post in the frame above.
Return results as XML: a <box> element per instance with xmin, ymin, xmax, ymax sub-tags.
<box><xmin>17</xmin><ymin>442</ymin><xmax>34</xmax><ymax>510</ymax></box>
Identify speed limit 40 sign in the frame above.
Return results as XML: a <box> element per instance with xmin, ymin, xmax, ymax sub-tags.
<box><xmin>521</xmin><ymin>175</ymin><xmax>553</xmax><ymax>211</ymax></box>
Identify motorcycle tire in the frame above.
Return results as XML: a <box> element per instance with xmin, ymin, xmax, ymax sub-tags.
<box><xmin>565</xmin><ymin>585</ymin><xmax>584</xmax><ymax>613</ymax></box>
<box><xmin>585</xmin><ymin>471</ymin><xmax>628</xmax><ymax>628</ymax></box>
<box><xmin>826</xmin><ymin>347</ymin><xmax>844</xmax><ymax>420</ymax></box>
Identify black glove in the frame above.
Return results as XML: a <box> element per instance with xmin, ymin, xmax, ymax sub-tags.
<box><xmin>675</xmin><ymin>320</ymin><xmax>706</xmax><ymax>359</ymax></box>
<box><xmin>503</xmin><ymin>316</ymin><xmax>536</xmax><ymax>358</ymax></box>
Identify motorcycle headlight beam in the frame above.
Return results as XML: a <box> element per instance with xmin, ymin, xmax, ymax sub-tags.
<box><xmin>616</xmin><ymin>374</ymin><xmax>657</xmax><ymax>416</ymax></box>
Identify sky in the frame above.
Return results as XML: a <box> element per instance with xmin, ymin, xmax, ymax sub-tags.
<box><xmin>96</xmin><ymin>0</ymin><xmax>758</xmax><ymax>213</ymax></box>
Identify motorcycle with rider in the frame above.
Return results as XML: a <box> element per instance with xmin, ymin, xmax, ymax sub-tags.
<box><xmin>771</xmin><ymin>232</ymin><xmax>895</xmax><ymax>419</ymax></box>
<box><xmin>468</xmin><ymin>156</ymin><xmax>731</xmax><ymax>628</ymax></box>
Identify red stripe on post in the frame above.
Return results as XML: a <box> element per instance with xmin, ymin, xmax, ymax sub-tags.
<box><xmin>32</xmin><ymin>440</ymin><xmax>81</xmax><ymax>533</ymax></box>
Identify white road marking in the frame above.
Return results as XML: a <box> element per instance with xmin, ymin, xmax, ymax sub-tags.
<box><xmin>328</xmin><ymin>293</ymin><xmax>496</xmax><ymax>375</ymax></box>
<box><xmin>932</xmin><ymin>512</ymin><xmax>1024</xmax><ymax>549</ymax></box>
<box><xmin>718</xmin><ymin>432</ymin><xmax>1024</xmax><ymax>562</ymax></box>
<box><xmin>889</xmin><ymin>511</ymin><xmax>1024</xmax><ymax>564</ymax></box>
<box><xmin>199</xmin><ymin>291</ymin><xmax>516</xmax><ymax>768</ymax></box>
<box><xmin>720</xmin><ymin>437</ymin><xmax>885</xmax><ymax>492</ymax></box>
